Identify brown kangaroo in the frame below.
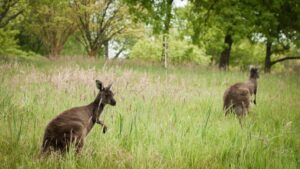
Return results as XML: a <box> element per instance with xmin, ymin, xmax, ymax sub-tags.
<box><xmin>223</xmin><ymin>67</ymin><xmax>259</xmax><ymax>116</ymax></box>
<box><xmin>41</xmin><ymin>80</ymin><xmax>116</xmax><ymax>154</ymax></box>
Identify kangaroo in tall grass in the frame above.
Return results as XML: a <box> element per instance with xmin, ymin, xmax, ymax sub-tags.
<box><xmin>41</xmin><ymin>80</ymin><xmax>116</xmax><ymax>154</ymax></box>
<box><xmin>223</xmin><ymin>67</ymin><xmax>259</xmax><ymax>116</ymax></box>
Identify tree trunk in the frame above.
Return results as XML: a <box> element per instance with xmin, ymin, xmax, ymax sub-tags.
<box><xmin>264</xmin><ymin>41</ymin><xmax>272</xmax><ymax>73</ymax></box>
<box><xmin>104</xmin><ymin>41</ymin><xmax>109</xmax><ymax>59</ymax></box>
<box><xmin>162</xmin><ymin>34</ymin><xmax>168</xmax><ymax>69</ymax></box>
<box><xmin>49</xmin><ymin>45</ymin><xmax>63</xmax><ymax>58</ymax></box>
<box><xmin>88</xmin><ymin>48</ymin><xmax>98</xmax><ymax>57</ymax></box>
<box><xmin>219</xmin><ymin>34</ymin><xmax>233</xmax><ymax>70</ymax></box>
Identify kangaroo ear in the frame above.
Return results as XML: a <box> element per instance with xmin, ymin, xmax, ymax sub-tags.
<box><xmin>249</xmin><ymin>65</ymin><xmax>257</xmax><ymax>72</ymax></box>
<box><xmin>96</xmin><ymin>80</ymin><xmax>103</xmax><ymax>91</ymax></box>
<box><xmin>249</xmin><ymin>65</ymin><xmax>254</xmax><ymax>70</ymax></box>
<box><xmin>106</xmin><ymin>83</ymin><xmax>112</xmax><ymax>90</ymax></box>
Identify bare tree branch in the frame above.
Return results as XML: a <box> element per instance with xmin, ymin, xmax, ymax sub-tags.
<box><xmin>112</xmin><ymin>47</ymin><xmax>125</xmax><ymax>59</ymax></box>
<box><xmin>271</xmin><ymin>56</ymin><xmax>300</xmax><ymax>66</ymax></box>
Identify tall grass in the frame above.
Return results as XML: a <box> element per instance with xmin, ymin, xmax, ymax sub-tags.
<box><xmin>0</xmin><ymin>58</ymin><xmax>299</xmax><ymax>169</ymax></box>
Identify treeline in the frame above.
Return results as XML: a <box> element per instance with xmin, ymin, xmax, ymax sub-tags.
<box><xmin>0</xmin><ymin>0</ymin><xmax>300</xmax><ymax>72</ymax></box>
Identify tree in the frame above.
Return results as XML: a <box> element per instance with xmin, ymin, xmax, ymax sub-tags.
<box><xmin>0</xmin><ymin>0</ymin><xmax>24</xmax><ymax>28</ymax></box>
<box><xmin>250</xmin><ymin>0</ymin><xmax>300</xmax><ymax>72</ymax></box>
<box><xmin>190</xmin><ymin>0</ymin><xmax>255</xmax><ymax>70</ymax></box>
<box><xmin>26</xmin><ymin>0</ymin><xmax>76</xmax><ymax>58</ymax></box>
<box><xmin>125</xmin><ymin>0</ymin><xmax>174</xmax><ymax>68</ymax></box>
<box><xmin>71</xmin><ymin>0</ymin><xmax>129</xmax><ymax>58</ymax></box>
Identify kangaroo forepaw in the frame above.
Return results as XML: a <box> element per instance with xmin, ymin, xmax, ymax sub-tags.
<box><xmin>102</xmin><ymin>125</ymin><xmax>108</xmax><ymax>133</ymax></box>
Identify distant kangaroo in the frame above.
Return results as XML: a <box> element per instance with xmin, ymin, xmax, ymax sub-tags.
<box><xmin>41</xmin><ymin>80</ymin><xmax>116</xmax><ymax>154</ymax></box>
<box><xmin>223</xmin><ymin>67</ymin><xmax>259</xmax><ymax>116</ymax></box>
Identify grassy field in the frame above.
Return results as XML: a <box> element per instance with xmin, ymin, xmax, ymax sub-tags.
<box><xmin>0</xmin><ymin>57</ymin><xmax>299</xmax><ymax>169</ymax></box>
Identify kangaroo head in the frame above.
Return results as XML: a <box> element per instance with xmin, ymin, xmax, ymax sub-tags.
<box><xmin>250</xmin><ymin>67</ymin><xmax>259</xmax><ymax>79</ymax></box>
<box><xmin>96</xmin><ymin>80</ymin><xmax>116</xmax><ymax>106</ymax></box>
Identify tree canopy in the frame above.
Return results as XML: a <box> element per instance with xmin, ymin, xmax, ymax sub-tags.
<box><xmin>71</xmin><ymin>0</ymin><xmax>129</xmax><ymax>57</ymax></box>
<box><xmin>0</xmin><ymin>0</ymin><xmax>299</xmax><ymax>72</ymax></box>
<box><xmin>249</xmin><ymin>0</ymin><xmax>300</xmax><ymax>72</ymax></box>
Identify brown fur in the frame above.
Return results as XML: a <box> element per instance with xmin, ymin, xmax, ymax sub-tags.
<box><xmin>41</xmin><ymin>80</ymin><xmax>116</xmax><ymax>154</ymax></box>
<box><xmin>223</xmin><ymin>68</ymin><xmax>259</xmax><ymax>116</ymax></box>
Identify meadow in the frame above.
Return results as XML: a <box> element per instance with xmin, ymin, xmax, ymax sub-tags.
<box><xmin>0</xmin><ymin>57</ymin><xmax>299</xmax><ymax>169</ymax></box>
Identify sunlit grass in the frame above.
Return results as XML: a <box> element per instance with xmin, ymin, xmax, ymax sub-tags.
<box><xmin>0</xmin><ymin>57</ymin><xmax>299</xmax><ymax>169</ymax></box>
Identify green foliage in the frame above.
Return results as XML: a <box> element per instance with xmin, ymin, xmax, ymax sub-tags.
<box><xmin>190</xmin><ymin>0</ymin><xmax>253</xmax><ymax>44</ymax></box>
<box><xmin>130</xmin><ymin>35</ymin><xmax>211</xmax><ymax>64</ymax></box>
<box><xmin>125</xmin><ymin>0</ymin><xmax>176</xmax><ymax>68</ymax></box>
<box><xmin>231</xmin><ymin>40</ymin><xmax>265</xmax><ymax>68</ymax></box>
<box><xmin>252</xmin><ymin>0</ymin><xmax>300</xmax><ymax>45</ymax></box>
<box><xmin>0</xmin><ymin>0</ymin><xmax>26</xmax><ymax>28</ymax></box>
<box><xmin>195</xmin><ymin>26</ymin><xmax>225</xmax><ymax>62</ymax></box>
<box><xmin>174</xmin><ymin>5</ymin><xmax>266</xmax><ymax>68</ymax></box>
<box><xmin>0</xmin><ymin>0</ymin><xmax>299</xmax><ymax>70</ymax></box>
<box><xmin>26</xmin><ymin>0</ymin><xmax>76</xmax><ymax>57</ymax></box>
<box><xmin>0</xmin><ymin>29</ymin><xmax>19</xmax><ymax>55</ymax></box>
<box><xmin>247</xmin><ymin>0</ymin><xmax>300</xmax><ymax>71</ymax></box>
<box><xmin>129</xmin><ymin>38</ymin><xmax>161</xmax><ymax>60</ymax></box>
<box><xmin>250</xmin><ymin>0</ymin><xmax>300</xmax><ymax>42</ymax></box>
<box><xmin>0</xmin><ymin>28</ymin><xmax>38</xmax><ymax>58</ymax></box>
<box><xmin>62</xmin><ymin>35</ymin><xmax>86</xmax><ymax>56</ymax></box>
<box><xmin>17</xmin><ymin>24</ymin><xmax>47</xmax><ymax>55</ymax></box>
<box><xmin>125</xmin><ymin>0</ymin><xmax>174</xmax><ymax>34</ymax></box>
<box><xmin>71</xmin><ymin>0</ymin><xmax>130</xmax><ymax>57</ymax></box>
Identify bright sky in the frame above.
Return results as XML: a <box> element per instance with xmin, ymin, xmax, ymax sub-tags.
<box><xmin>174</xmin><ymin>0</ymin><xmax>188</xmax><ymax>8</ymax></box>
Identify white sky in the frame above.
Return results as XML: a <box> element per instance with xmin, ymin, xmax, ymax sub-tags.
<box><xmin>174</xmin><ymin>0</ymin><xmax>188</xmax><ymax>8</ymax></box>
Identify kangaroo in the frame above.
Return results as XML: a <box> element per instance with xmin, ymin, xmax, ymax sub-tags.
<box><xmin>41</xmin><ymin>80</ymin><xmax>116</xmax><ymax>154</ymax></box>
<box><xmin>223</xmin><ymin>67</ymin><xmax>259</xmax><ymax>116</ymax></box>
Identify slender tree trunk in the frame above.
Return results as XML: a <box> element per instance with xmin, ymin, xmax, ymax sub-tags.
<box><xmin>264</xmin><ymin>41</ymin><xmax>272</xmax><ymax>73</ymax></box>
<box><xmin>104</xmin><ymin>41</ymin><xmax>109</xmax><ymax>59</ymax></box>
<box><xmin>219</xmin><ymin>34</ymin><xmax>233</xmax><ymax>70</ymax></box>
<box><xmin>162</xmin><ymin>34</ymin><xmax>168</xmax><ymax>69</ymax></box>
<box><xmin>161</xmin><ymin>0</ymin><xmax>173</xmax><ymax>69</ymax></box>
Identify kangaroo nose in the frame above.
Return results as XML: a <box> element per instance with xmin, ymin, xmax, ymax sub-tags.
<box><xmin>111</xmin><ymin>99</ymin><xmax>116</xmax><ymax>106</ymax></box>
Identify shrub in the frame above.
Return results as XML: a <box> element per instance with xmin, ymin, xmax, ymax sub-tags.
<box><xmin>129</xmin><ymin>36</ymin><xmax>211</xmax><ymax>65</ymax></box>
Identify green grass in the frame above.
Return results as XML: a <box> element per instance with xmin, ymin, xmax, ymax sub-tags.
<box><xmin>0</xmin><ymin>57</ymin><xmax>299</xmax><ymax>169</ymax></box>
